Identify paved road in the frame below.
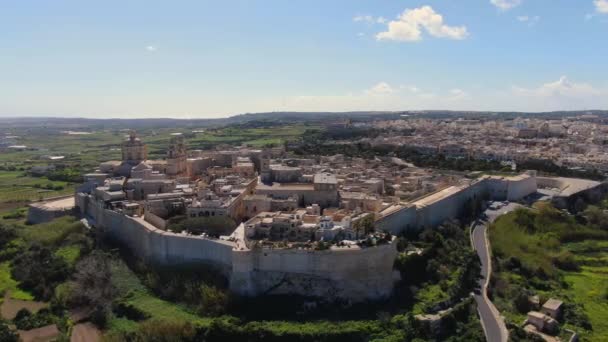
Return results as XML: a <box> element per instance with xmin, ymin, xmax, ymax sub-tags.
<box><xmin>472</xmin><ymin>202</ymin><xmax>520</xmax><ymax>342</ymax></box>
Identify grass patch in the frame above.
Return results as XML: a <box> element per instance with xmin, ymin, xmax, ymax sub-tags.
<box><xmin>18</xmin><ymin>216</ymin><xmax>85</xmax><ymax>246</ymax></box>
<box><xmin>54</xmin><ymin>245</ymin><xmax>81</xmax><ymax>266</ymax></box>
<box><xmin>0</xmin><ymin>262</ymin><xmax>35</xmax><ymax>301</ymax></box>
<box><xmin>412</xmin><ymin>284</ymin><xmax>450</xmax><ymax>315</ymax></box>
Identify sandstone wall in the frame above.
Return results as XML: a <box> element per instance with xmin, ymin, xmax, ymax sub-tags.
<box><xmin>26</xmin><ymin>196</ymin><xmax>75</xmax><ymax>224</ymax></box>
<box><xmin>416</xmin><ymin>181</ymin><xmax>486</xmax><ymax>229</ymax></box>
<box><xmin>375</xmin><ymin>205</ymin><xmax>417</xmax><ymax>234</ymax></box>
<box><xmin>231</xmin><ymin>242</ymin><xmax>397</xmax><ymax>300</ymax></box>
<box><xmin>87</xmin><ymin>202</ymin><xmax>235</xmax><ymax>268</ymax></box>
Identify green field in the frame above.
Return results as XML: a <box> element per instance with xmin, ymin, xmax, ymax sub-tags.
<box><xmin>0</xmin><ymin>171</ymin><xmax>74</xmax><ymax>204</ymax></box>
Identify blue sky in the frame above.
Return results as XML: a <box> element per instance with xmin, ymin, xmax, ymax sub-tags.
<box><xmin>1</xmin><ymin>0</ymin><xmax>607</xmax><ymax>118</ymax></box>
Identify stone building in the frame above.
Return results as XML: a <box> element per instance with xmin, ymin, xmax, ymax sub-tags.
<box><xmin>166</xmin><ymin>133</ymin><xmax>187</xmax><ymax>176</ymax></box>
<box><xmin>122</xmin><ymin>131</ymin><xmax>147</xmax><ymax>165</ymax></box>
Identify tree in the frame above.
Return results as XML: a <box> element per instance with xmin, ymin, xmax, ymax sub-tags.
<box><xmin>353</xmin><ymin>213</ymin><xmax>375</xmax><ymax>239</ymax></box>
<box><xmin>11</xmin><ymin>245</ymin><xmax>70</xmax><ymax>300</ymax></box>
<box><xmin>513</xmin><ymin>208</ymin><xmax>536</xmax><ymax>233</ymax></box>
<box><xmin>70</xmin><ymin>251</ymin><xmax>118</xmax><ymax>328</ymax></box>
<box><xmin>583</xmin><ymin>205</ymin><xmax>608</xmax><ymax>230</ymax></box>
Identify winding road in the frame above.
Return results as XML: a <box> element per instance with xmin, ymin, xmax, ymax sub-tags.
<box><xmin>471</xmin><ymin>202</ymin><xmax>520</xmax><ymax>342</ymax></box>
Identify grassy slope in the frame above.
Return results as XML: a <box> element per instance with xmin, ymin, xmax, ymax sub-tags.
<box><xmin>489</xmin><ymin>207</ymin><xmax>608</xmax><ymax>341</ymax></box>
<box><xmin>562</xmin><ymin>240</ymin><xmax>608</xmax><ymax>341</ymax></box>
<box><xmin>107</xmin><ymin>258</ymin><xmax>209</xmax><ymax>335</ymax></box>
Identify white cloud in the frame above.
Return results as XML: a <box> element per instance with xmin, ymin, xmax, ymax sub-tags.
<box><xmin>490</xmin><ymin>0</ymin><xmax>522</xmax><ymax>11</ymax></box>
<box><xmin>353</xmin><ymin>15</ymin><xmax>387</xmax><ymax>24</ymax></box>
<box><xmin>376</xmin><ymin>6</ymin><xmax>468</xmax><ymax>42</ymax></box>
<box><xmin>448</xmin><ymin>88</ymin><xmax>468</xmax><ymax>100</ymax></box>
<box><xmin>595</xmin><ymin>0</ymin><xmax>608</xmax><ymax>13</ymax></box>
<box><xmin>145</xmin><ymin>45</ymin><xmax>157</xmax><ymax>52</ymax></box>
<box><xmin>514</xmin><ymin>76</ymin><xmax>601</xmax><ymax>98</ymax></box>
<box><xmin>366</xmin><ymin>82</ymin><xmax>395</xmax><ymax>95</ymax></box>
<box><xmin>517</xmin><ymin>15</ymin><xmax>540</xmax><ymax>26</ymax></box>
<box><xmin>266</xmin><ymin>77</ymin><xmax>607</xmax><ymax>114</ymax></box>
<box><xmin>510</xmin><ymin>76</ymin><xmax>608</xmax><ymax>110</ymax></box>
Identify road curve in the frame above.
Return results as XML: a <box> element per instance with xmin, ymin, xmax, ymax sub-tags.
<box><xmin>472</xmin><ymin>221</ymin><xmax>509</xmax><ymax>342</ymax></box>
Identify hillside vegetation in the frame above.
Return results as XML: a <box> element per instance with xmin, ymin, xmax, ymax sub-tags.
<box><xmin>489</xmin><ymin>202</ymin><xmax>608</xmax><ymax>341</ymax></box>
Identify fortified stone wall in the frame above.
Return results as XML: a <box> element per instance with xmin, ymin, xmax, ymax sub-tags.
<box><xmin>377</xmin><ymin>175</ymin><xmax>538</xmax><ymax>234</ymax></box>
<box><xmin>86</xmin><ymin>201</ymin><xmax>235</xmax><ymax>268</ymax></box>
<box><xmin>415</xmin><ymin>181</ymin><xmax>486</xmax><ymax>229</ymax></box>
<box><xmin>26</xmin><ymin>196</ymin><xmax>76</xmax><ymax>224</ymax></box>
<box><xmin>230</xmin><ymin>242</ymin><xmax>397</xmax><ymax>299</ymax></box>
<box><xmin>375</xmin><ymin>205</ymin><xmax>417</xmax><ymax>234</ymax></box>
<box><xmin>507</xmin><ymin>176</ymin><xmax>537</xmax><ymax>201</ymax></box>
<box><xmin>74</xmin><ymin>173</ymin><xmax>539</xmax><ymax>301</ymax></box>
<box><xmin>78</xmin><ymin>194</ymin><xmax>397</xmax><ymax>301</ymax></box>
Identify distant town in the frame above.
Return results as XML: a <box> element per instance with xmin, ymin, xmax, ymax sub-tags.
<box><xmin>1</xmin><ymin>112</ymin><xmax>607</xmax><ymax>342</ymax></box>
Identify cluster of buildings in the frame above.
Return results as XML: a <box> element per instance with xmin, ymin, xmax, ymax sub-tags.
<box><xmin>74</xmin><ymin>130</ymin><xmax>542</xmax><ymax>301</ymax></box>
<box><xmin>365</xmin><ymin>114</ymin><xmax>608</xmax><ymax>173</ymax></box>
<box><xmin>523</xmin><ymin>298</ymin><xmax>578</xmax><ymax>341</ymax></box>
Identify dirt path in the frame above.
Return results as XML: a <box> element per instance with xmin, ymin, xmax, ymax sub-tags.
<box><xmin>70</xmin><ymin>322</ymin><xmax>102</xmax><ymax>342</ymax></box>
<box><xmin>0</xmin><ymin>293</ymin><xmax>47</xmax><ymax>320</ymax></box>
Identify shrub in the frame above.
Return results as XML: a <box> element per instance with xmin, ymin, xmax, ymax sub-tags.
<box><xmin>113</xmin><ymin>301</ymin><xmax>149</xmax><ymax>321</ymax></box>
<box><xmin>132</xmin><ymin>319</ymin><xmax>197</xmax><ymax>342</ymax></box>
<box><xmin>552</xmin><ymin>251</ymin><xmax>580</xmax><ymax>271</ymax></box>
<box><xmin>167</xmin><ymin>216</ymin><xmax>237</xmax><ymax>236</ymax></box>
<box><xmin>0</xmin><ymin>320</ymin><xmax>18</xmax><ymax>342</ymax></box>
<box><xmin>13</xmin><ymin>308</ymin><xmax>55</xmax><ymax>330</ymax></box>
<box><xmin>198</xmin><ymin>285</ymin><xmax>230</xmax><ymax>317</ymax></box>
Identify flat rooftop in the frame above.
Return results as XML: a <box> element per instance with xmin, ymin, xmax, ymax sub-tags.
<box><xmin>314</xmin><ymin>173</ymin><xmax>337</xmax><ymax>184</ymax></box>
<box><xmin>31</xmin><ymin>197</ymin><xmax>75</xmax><ymax>210</ymax></box>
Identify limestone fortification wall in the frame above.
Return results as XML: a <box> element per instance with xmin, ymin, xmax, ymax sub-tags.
<box><xmin>415</xmin><ymin>181</ymin><xmax>486</xmax><ymax>229</ymax></box>
<box><xmin>79</xmin><ymin>195</ymin><xmax>397</xmax><ymax>301</ymax></box>
<box><xmin>536</xmin><ymin>177</ymin><xmax>566</xmax><ymax>190</ymax></box>
<box><xmin>375</xmin><ymin>205</ymin><xmax>417</xmax><ymax>234</ymax></box>
<box><xmin>74</xmin><ymin>173</ymin><xmax>539</xmax><ymax>300</ymax></box>
<box><xmin>230</xmin><ymin>242</ymin><xmax>397</xmax><ymax>299</ymax></box>
<box><xmin>377</xmin><ymin>174</ymin><xmax>538</xmax><ymax>234</ymax></box>
<box><xmin>87</xmin><ymin>202</ymin><xmax>234</xmax><ymax>268</ymax></box>
<box><xmin>27</xmin><ymin>196</ymin><xmax>75</xmax><ymax>224</ymax></box>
